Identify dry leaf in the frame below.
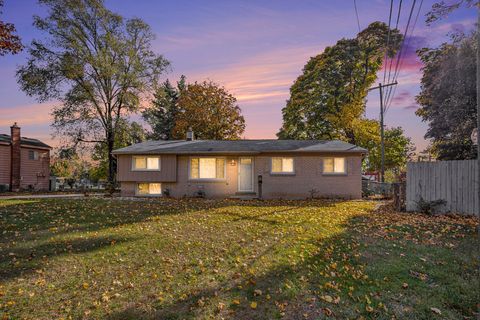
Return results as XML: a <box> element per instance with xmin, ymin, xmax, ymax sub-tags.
<box><xmin>430</xmin><ymin>307</ymin><xmax>442</xmax><ymax>315</ymax></box>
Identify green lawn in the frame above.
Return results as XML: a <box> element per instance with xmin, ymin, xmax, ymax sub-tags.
<box><xmin>0</xmin><ymin>198</ymin><xmax>478</xmax><ymax>320</ymax></box>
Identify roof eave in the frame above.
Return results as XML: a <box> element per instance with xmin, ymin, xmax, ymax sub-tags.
<box><xmin>112</xmin><ymin>149</ymin><xmax>367</xmax><ymax>155</ymax></box>
<box><xmin>20</xmin><ymin>143</ymin><xmax>52</xmax><ymax>150</ymax></box>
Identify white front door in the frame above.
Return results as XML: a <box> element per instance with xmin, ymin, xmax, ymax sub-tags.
<box><xmin>238</xmin><ymin>157</ymin><xmax>254</xmax><ymax>192</ymax></box>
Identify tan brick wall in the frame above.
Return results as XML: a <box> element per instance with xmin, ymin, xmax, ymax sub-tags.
<box><xmin>119</xmin><ymin>153</ymin><xmax>362</xmax><ymax>199</ymax></box>
<box><xmin>255</xmin><ymin>154</ymin><xmax>362</xmax><ymax>199</ymax></box>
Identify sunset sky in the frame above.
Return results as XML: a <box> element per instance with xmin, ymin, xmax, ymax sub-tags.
<box><xmin>0</xmin><ymin>0</ymin><xmax>476</xmax><ymax>152</ymax></box>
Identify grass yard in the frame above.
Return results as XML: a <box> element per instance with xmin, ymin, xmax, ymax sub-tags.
<box><xmin>0</xmin><ymin>198</ymin><xmax>478</xmax><ymax>319</ymax></box>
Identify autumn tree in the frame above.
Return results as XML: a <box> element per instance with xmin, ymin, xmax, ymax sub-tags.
<box><xmin>144</xmin><ymin>80</ymin><xmax>245</xmax><ymax>140</ymax></box>
<box><xmin>17</xmin><ymin>0</ymin><xmax>169</xmax><ymax>187</ymax></box>
<box><xmin>278</xmin><ymin>22</ymin><xmax>402</xmax><ymax>143</ymax></box>
<box><xmin>415</xmin><ymin>31</ymin><xmax>477</xmax><ymax>160</ymax></box>
<box><xmin>142</xmin><ymin>76</ymin><xmax>186</xmax><ymax>140</ymax></box>
<box><xmin>50</xmin><ymin>152</ymin><xmax>91</xmax><ymax>188</ymax></box>
<box><xmin>0</xmin><ymin>0</ymin><xmax>22</xmax><ymax>56</ymax></box>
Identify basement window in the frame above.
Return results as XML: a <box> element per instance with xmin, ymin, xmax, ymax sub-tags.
<box><xmin>136</xmin><ymin>183</ymin><xmax>162</xmax><ymax>196</ymax></box>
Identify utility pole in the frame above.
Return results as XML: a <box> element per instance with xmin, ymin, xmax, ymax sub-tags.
<box><xmin>369</xmin><ymin>81</ymin><xmax>397</xmax><ymax>182</ymax></box>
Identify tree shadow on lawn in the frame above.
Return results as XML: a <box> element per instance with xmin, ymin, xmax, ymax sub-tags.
<box><xmin>0</xmin><ymin>198</ymin><xmax>186</xmax><ymax>238</ymax></box>
<box><xmin>103</xmin><ymin>209</ymin><xmax>479</xmax><ymax>320</ymax></box>
<box><xmin>217</xmin><ymin>207</ymin><xmax>299</xmax><ymax>226</ymax></box>
<box><xmin>0</xmin><ymin>198</ymin><xmax>349</xmax><ymax>287</ymax></box>
<box><xmin>0</xmin><ymin>235</ymin><xmax>137</xmax><ymax>281</ymax></box>
<box><xmin>0</xmin><ymin>198</ymin><xmax>343</xmax><ymax>242</ymax></box>
<box><xmin>104</xmin><ymin>214</ymin><xmax>371</xmax><ymax>320</ymax></box>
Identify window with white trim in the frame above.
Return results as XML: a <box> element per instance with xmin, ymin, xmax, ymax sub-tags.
<box><xmin>132</xmin><ymin>156</ymin><xmax>160</xmax><ymax>170</ymax></box>
<box><xmin>323</xmin><ymin>157</ymin><xmax>346</xmax><ymax>174</ymax></box>
<box><xmin>189</xmin><ymin>157</ymin><xmax>225</xmax><ymax>179</ymax></box>
<box><xmin>271</xmin><ymin>157</ymin><xmax>294</xmax><ymax>174</ymax></box>
<box><xmin>136</xmin><ymin>183</ymin><xmax>162</xmax><ymax>195</ymax></box>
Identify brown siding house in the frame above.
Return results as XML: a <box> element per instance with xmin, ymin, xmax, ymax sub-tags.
<box><xmin>113</xmin><ymin>138</ymin><xmax>366</xmax><ymax>200</ymax></box>
<box><xmin>0</xmin><ymin>123</ymin><xmax>51</xmax><ymax>192</ymax></box>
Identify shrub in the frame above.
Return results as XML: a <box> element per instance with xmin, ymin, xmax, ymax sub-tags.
<box><xmin>415</xmin><ymin>197</ymin><xmax>447</xmax><ymax>215</ymax></box>
<box><xmin>194</xmin><ymin>190</ymin><xmax>206</xmax><ymax>198</ymax></box>
<box><xmin>163</xmin><ymin>188</ymin><xmax>171</xmax><ymax>197</ymax></box>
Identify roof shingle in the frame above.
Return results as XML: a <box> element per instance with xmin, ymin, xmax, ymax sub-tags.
<box><xmin>0</xmin><ymin>134</ymin><xmax>52</xmax><ymax>149</ymax></box>
<box><xmin>112</xmin><ymin>139</ymin><xmax>366</xmax><ymax>155</ymax></box>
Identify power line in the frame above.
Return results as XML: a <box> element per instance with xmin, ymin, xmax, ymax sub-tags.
<box><xmin>385</xmin><ymin>0</ymin><xmax>424</xmax><ymax>112</ymax></box>
<box><xmin>384</xmin><ymin>0</ymin><xmax>417</xmax><ymax>111</ymax></box>
<box><xmin>353</xmin><ymin>0</ymin><xmax>362</xmax><ymax>32</ymax></box>
<box><xmin>384</xmin><ymin>0</ymin><xmax>403</xmax><ymax>99</ymax></box>
<box><xmin>382</xmin><ymin>0</ymin><xmax>395</xmax><ymax>85</ymax></box>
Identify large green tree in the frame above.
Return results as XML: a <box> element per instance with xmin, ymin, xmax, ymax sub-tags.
<box><xmin>17</xmin><ymin>0</ymin><xmax>169</xmax><ymax>186</ymax></box>
<box><xmin>142</xmin><ymin>75</ymin><xmax>186</xmax><ymax>140</ymax></box>
<box><xmin>366</xmin><ymin>126</ymin><xmax>415</xmax><ymax>172</ymax></box>
<box><xmin>278</xmin><ymin>22</ymin><xmax>402</xmax><ymax>143</ymax></box>
<box><xmin>415</xmin><ymin>31</ymin><xmax>477</xmax><ymax>160</ymax></box>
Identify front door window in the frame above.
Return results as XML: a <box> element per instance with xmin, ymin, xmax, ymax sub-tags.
<box><xmin>238</xmin><ymin>157</ymin><xmax>253</xmax><ymax>192</ymax></box>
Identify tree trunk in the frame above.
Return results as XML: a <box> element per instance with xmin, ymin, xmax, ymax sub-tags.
<box><xmin>107</xmin><ymin>132</ymin><xmax>115</xmax><ymax>192</ymax></box>
<box><xmin>345</xmin><ymin>128</ymin><xmax>356</xmax><ymax>145</ymax></box>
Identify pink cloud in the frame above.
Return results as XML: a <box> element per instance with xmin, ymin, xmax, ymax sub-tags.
<box><xmin>392</xmin><ymin>91</ymin><xmax>412</xmax><ymax>103</ymax></box>
<box><xmin>179</xmin><ymin>45</ymin><xmax>324</xmax><ymax>105</ymax></box>
<box><xmin>404</xmin><ymin>105</ymin><xmax>419</xmax><ymax>111</ymax></box>
<box><xmin>0</xmin><ymin>103</ymin><xmax>55</xmax><ymax>127</ymax></box>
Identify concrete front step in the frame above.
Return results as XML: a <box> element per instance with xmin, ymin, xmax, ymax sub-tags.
<box><xmin>229</xmin><ymin>193</ymin><xmax>258</xmax><ymax>200</ymax></box>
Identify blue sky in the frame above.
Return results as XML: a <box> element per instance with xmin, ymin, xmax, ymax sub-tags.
<box><xmin>0</xmin><ymin>0</ymin><xmax>476</xmax><ymax>152</ymax></box>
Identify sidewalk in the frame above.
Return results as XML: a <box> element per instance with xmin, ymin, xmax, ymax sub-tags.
<box><xmin>0</xmin><ymin>193</ymin><xmax>86</xmax><ymax>200</ymax></box>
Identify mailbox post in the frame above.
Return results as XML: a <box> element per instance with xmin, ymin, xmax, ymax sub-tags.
<box><xmin>258</xmin><ymin>174</ymin><xmax>263</xmax><ymax>199</ymax></box>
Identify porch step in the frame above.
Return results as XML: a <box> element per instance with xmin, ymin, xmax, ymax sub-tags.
<box><xmin>230</xmin><ymin>192</ymin><xmax>258</xmax><ymax>200</ymax></box>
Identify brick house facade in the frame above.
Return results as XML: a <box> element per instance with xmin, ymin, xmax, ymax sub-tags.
<box><xmin>113</xmin><ymin>138</ymin><xmax>366</xmax><ymax>199</ymax></box>
<box><xmin>0</xmin><ymin>123</ymin><xmax>51</xmax><ymax>192</ymax></box>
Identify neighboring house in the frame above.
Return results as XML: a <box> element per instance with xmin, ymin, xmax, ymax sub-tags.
<box><xmin>0</xmin><ymin>123</ymin><xmax>51</xmax><ymax>192</ymax></box>
<box><xmin>113</xmin><ymin>132</ymin><xmax>366</xmax><ymax>199</ymax></box>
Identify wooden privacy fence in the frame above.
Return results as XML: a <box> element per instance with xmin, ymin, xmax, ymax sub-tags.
<box><xmin>406</xmin><ymin>160</ymin><xmax>479</xmax><ymax>215</ymax></box>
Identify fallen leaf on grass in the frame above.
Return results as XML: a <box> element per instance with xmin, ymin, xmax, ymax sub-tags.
<box><xmin>323</xmin><ymin>307</ymin><xmax>333</xmax><ymax>316</ymax></box>
<box><xmin>410</xmin><ymin>270</ymin><xmax>428</xmax><ymax>281</ymax></box>
<box><xmin>430</xmin><ymin>307</ymin><xmax>442</xmax><ymax>315</ymax></box>
<box><xmin>250</xmin><ymin>301</ymin><xmax>257</xmax><ymax>309</ymax></box>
